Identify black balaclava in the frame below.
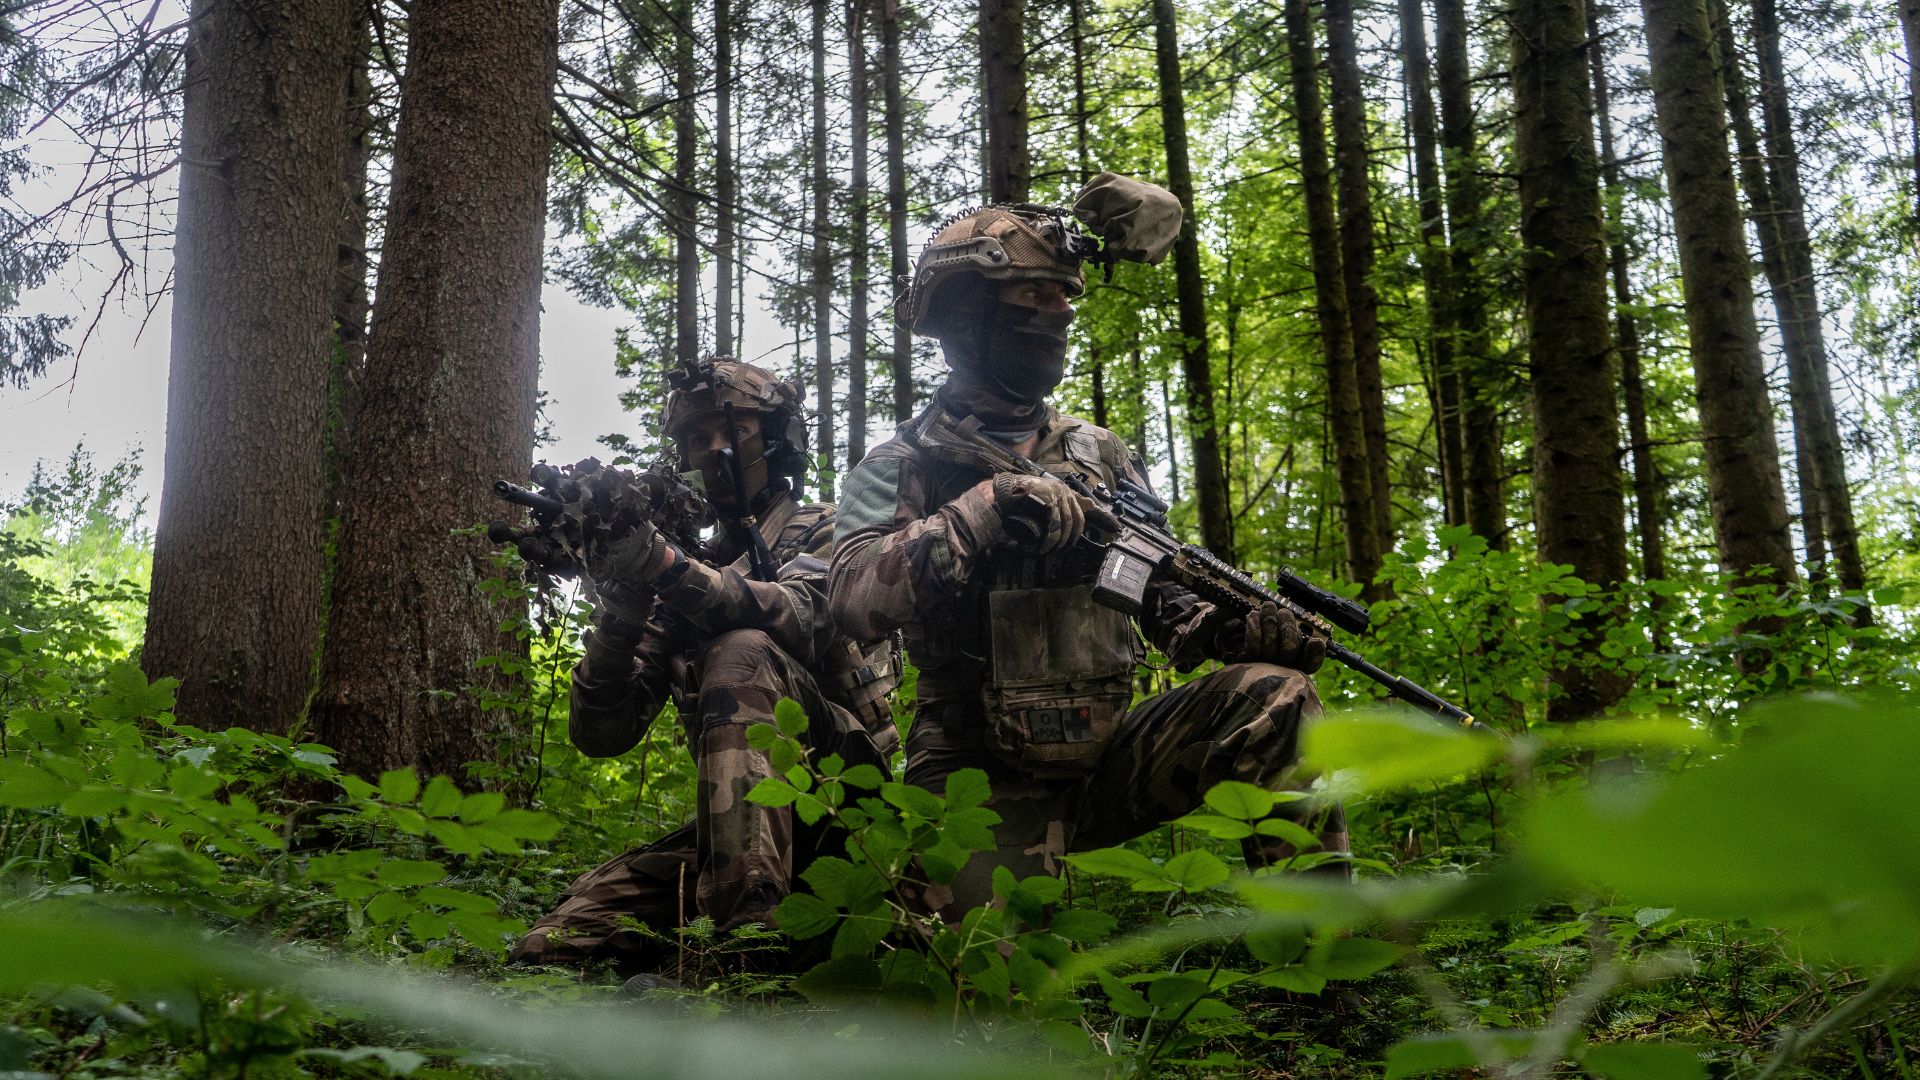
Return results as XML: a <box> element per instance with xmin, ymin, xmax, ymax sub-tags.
<box><xmin>936</xmin><ymin>275</ymin><xmax>1076</xmax><ymax>431</ymax></box>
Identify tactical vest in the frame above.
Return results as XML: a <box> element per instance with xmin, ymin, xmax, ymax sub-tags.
<box><xmin>906</xmin><ymin>407</ymin><xmax>1143</xmax><ymax>774</ymax></box>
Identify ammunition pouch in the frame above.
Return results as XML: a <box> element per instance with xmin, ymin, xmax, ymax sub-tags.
<box><xmin>980</xmin><ymin>584</ymin><xmax>1137</xmax><ymax>775</ymax></box>
<box><xmin>823</xmin><ymin>635</ymin><xmax>903</xmax><ymax>756</ymax></box>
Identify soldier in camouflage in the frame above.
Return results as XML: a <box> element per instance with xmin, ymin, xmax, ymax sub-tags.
<box><xmin>828</xmin><ymin>174</ymin><xmax>1345</xmax><ymax>917</ymax></box>
<box><xmin>511</xmin><ymin>358</ymin><xmax>899</xmax><ymax>973</ymax></box>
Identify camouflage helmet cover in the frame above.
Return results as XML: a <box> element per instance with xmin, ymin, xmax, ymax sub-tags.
<box><xmin>663</xmin><ymin>358</ymin><xmax>809</xmax><ymax>478</ymax></box>
<box><xmin>896</xmin><ymin>205</ymin><xmax>1088</xmax><ymax>338</ymax></box>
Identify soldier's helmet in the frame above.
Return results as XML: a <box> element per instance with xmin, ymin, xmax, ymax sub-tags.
<box><xmin>664</xmin><ymin>358</ymin><xmax>810</xmax><ymax>506</ymax></box>
<box><xmin>896</xmin><ymin>205</ymin><xmax>1092</xmax><ymax>340</ymax></box>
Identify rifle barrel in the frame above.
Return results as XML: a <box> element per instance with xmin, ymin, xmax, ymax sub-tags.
<box><xmin>493</xmin><ymin>480</ymin><xmax>565</xmax><ymax>518</ymax></box>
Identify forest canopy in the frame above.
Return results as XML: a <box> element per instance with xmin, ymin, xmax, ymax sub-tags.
<box><xmin>3</xmin><ymin>0</ymin><xmax>1919</xmax><ymax>1075</ymax></box>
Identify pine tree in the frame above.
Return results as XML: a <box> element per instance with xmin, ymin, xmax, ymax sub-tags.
<box><xmin>981</xmin><ymin>0</ymin><xmax>1028</xmax><ymax>203</ymax></box>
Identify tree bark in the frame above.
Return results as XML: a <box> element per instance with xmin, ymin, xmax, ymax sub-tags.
<box><xmin>329</xmin><ymin>0</ymin><xmax>375</xmax><ymax>502</ymax></box>
<box><xmin>1325</xmin><ymin>0</ymin><xmax>1391</xmax><ymax>553</ymax></box>
<box><xmin>674</xmin><ymin>0</ymin><xmax>700</xmax><ymax>365</ymax></box>
<box><xmin>1588</xmin><ymin>3</ymin><xmax>1667</xmax><ymax>597</ymax></box>
<box><xmin>980</xmin><ymin>0</ymin><xmax>1028</xmax><ymax>203</ymax></box>
<box><xmin>1711</xmin><ymin>0</ymin><xmax>1827</xmax><ymax>576</ymax></box>
<box><xmin>880</xmin><ymin>0</ymin><xmax>914</xmax><ymax>422</ymax></box>
<box><xmin>144</xmin><ymin>0</ymin><xmax>351</xmax><ymax>732</ymax></box>
<box><xmin>715</xmin><ymin>0</ymin><xmax>736</xmax><ymax>356</ymax></box>
<box><xmin>1434</xmin><ymin>0</ymin><xmax>1502</xmax><ymax>545</ymax></box>
<box><xmin>1901</xmin><ymin>0</ymin><xmax>1920</xmax><ymax>228</ymax></box>
<box><xmin>1637</xmin><ymin>0</ymin><xmax>1797</xmax><ymax>592</ymax></box>
<box><xmin>1397</xmin><ymin>0</ymin><xmax>1464</xmax><ymax>529</ymax></box>
<box><xmin>1511</xmin><ymin>0</ymin><xmax>1629</xmax><ymax>720</ymax></box>
<box><xmin>811</xmin><ymin>0</ymin><xmax>836</xmax><ymax>498</ymax></box>
<box><xmin>309</xmin><ymin>0</ymin><xmax>561</xmax><ymax>777</ymax></box>
<box><xmin>1750</xmin><ymin>0</ymin><xmax>1866</xmax><ymax>613</ymax></box>
<box><xmin>1152</xmin><ymin>0</ymin><xmax>1234</xmax><ymax>561</ymax></box>
<box><xmin>1286</xmin><ymin>0</ymin><xmax>1378</xmax><ymax>590</ymax></box>
<box><xmin>848</xmin><ymin>0</ymin><xmax>871</xmax><ymax>464</ymax></box>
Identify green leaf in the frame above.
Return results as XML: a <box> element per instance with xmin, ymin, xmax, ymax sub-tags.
<box><xmin>0</xmin><ymin>759</ymin><xmax>70</xmax><ymax>808</ymax></box>
<box><xmin>746</xmin><ymin>722</ymin><xmax>778</xmax><ymax>750</ymax></box>
<box><xmin>1255</xmin><ymin>966</ymin><xmax>1325</xmax><ymax>994</ymax></box>
<box><xmin>1203</xmin><ymin>780</ymin><xmax>1277</xmax><ymax>820</ymax></box>
<box><xmin>775</xmin><ymin>697</ymin><xmax>809</xmax><ymax>737</ymax></box>
<box><xmin>1047</xmin><ymin>909</ymin><xmax>1116</xmax><ymax>944</ymax></box>
<box><xmin>746</xmin><ymin>777</ymin><xmax>800</xmax><ymax>808</ymax></box>
<box><xmin>366</xmin><ymin>890</ymin><xmax>417</xmax><ymax>925</ymax></box>
<box><xmin>880</xmin><ymin>781</ymin><xmax>944</xmax><ymax>819</ymax></box>
<box><xmin>794</xmin><ymin>793</ymin><xmax>830</xmax><ymax>826</ymax></box>
<box><xmin>89</xmin><ymin>662</ymin><xmax>176</xmax><ymax>721</ymax></box>
<box><xmin>790</xmin><ymin>955</ymin><xmax>884</xmax><ymax>1002</ymax></box>
<box><xmin>1062</xmin><ymin>846</ymin><xmax>1164</xmax><ymax>883</ymax></box>
<box><xmin>1306</xmin><ymin>710</ymin><xmax>1502</xmax><ymax>795</ymax></box>
<box><xmin>831</xmin><ymin>912</ymin><xmax>891</xmax><ymax>958</ymax></box>
<box><xmin>1309</xmin><ymin>937</ymin><xmax>1405</xmax><ymax>980</ymax></box>
<box><xmin>1385</xmin><ymin>1035</ymin><xmax>1478</xmax><ymax>1078</ymax></box>
<box><xmin>415</xmin><ymin>885</ymin><xmax>497</xmax><ymax>912</ymax></box>
<box><xmin>426</xmin><ymin>819</ymin><xmax>484</xmax><ymax>857</ymax></box>
<box><xmin>375</xmin><ymin>859</ymin><xmax>447</xmax><ymax>888</ymax></box>
<box><xmin>1536</xmin><ymin>718</ymin><xmax>1712</xmax><ymax>754</ymax></box>
<box><xmin>1162</xmin><ymin>850</ymin><xmax>1231</xmax><ymax>891</ymax></box>
<box><xmin>802</xmin><ymin>857</ymin><xmax>887</xmax><ymax>911</ymax></box>
<box><xmin>378</xmin><ymin>768</ymin><xmax>420</xmax><ymax>805</ymax></box>
<box><xmin>1097</xmin><ymin>970</ymin><xmax>1152</xmax><ymax>1017</ymax></box>
<box><xmin>942</xmin><ymin>767</ymin><xmax>992</xmax><ymax>811</ymax></box>
<box><xmin>1174</xmin><ymin>812</ymin><xmax>1255</xmax><ymax>841</ymax></box>
<box><xmin>1253</xmin><ymin>816</ymin><xmax>1322</xmax><ymax>851</ymax></box>
<box><xmin>458</xmin><ymin>792</ymin><xmax>505</xmax><ymax>824</ymax></box>
<box><xmin>418</xmin><ymin>775</ymin><xmax>462</xmax><ymax>818</ymax></box>
<box><xmin>839</xmin><ymin>763</ymin><xmax>885</xmax><ymax>790</ymax></box>
<box><xmin>1246</xmin><ymin>924</ymin><xmax>1307</xmax><ymax>966</ymax></box>
<box><xmin>489</xmin><ymin>808</ymin><xmax>560</xmax><ymax>841</ymax></box>
<box><xmin>773</xmin><ymin>893</ymin><xmax>839</xmax><ymax>939</ymax></box>
<box><xmin>1580</xmin><ymin>1042</ymin><xmax>1708</xmax><ymax>1080</ymax></box>
<box><xmin>942</xmin><ymin>806</ymin><xmax>1001</xmax><ymax>851</ymax></box>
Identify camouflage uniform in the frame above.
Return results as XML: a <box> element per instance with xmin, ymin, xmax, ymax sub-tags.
<box><xmin>512</xmin><ymin>364</ymin><xmax>898</xmax><ymax>973</ymax></box>
<box><xmin>830</xmin><ymin>396</ymin><xmax>1340</xmax><ymax>914</ymax></box>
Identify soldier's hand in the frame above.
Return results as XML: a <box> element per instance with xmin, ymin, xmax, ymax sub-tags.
<box><xmin>580</xmin><ymin>611</ymin><xmax>645</xmax><ymax>681</ymax></box>
<box><xmin>1216</xmin><ymin>600</ymin><xmax>1329</xmax><ymax>674</ymax></box>
<box><xmin>990</xmin><ymin>473</ymin><xmax>1114</xmax><ymax>553</ymax></box>
<box><xmin>585</xmin><ymin>517</ymin><xmax>675</xmax><ymax>589</ymax></box>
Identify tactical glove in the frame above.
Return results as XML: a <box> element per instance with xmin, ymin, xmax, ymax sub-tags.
<box><xmin>990</xmin><ymin>473</ymin><xmax>1117</xmax><ymax>554</ymax></box>
<box><xmin>1215</xmin><ymin>600</ymin><xmax>1329</xmax><ymax>674</ymax></box>
<box><xmin>585</xmin><ymin>518</ymin><xmax>675</xmax><ymax>590</ymax></box>
<box><xmin>579</xmin><ymin>612</ymin><xmax>644</xmax><ymax>683</ymax></box>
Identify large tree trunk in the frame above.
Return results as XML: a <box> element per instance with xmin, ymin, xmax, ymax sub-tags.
<box><xmin>1397</xmin><ymin>0</ymin><xmax>1463</xmax><ymax>530</ymax></box>
<box><xmin>309</xmin><ymin>0</ymin><xmax>561</xmax><ymax>777</ymax></box>
<box><xmin>1072</xmin><ymin>0</ymin><xmax>1105</xmax><ymax>432</ymax></box>
<box><xmin>1588</xmin><ymin>2</ymin><xmax>1667</xmax><ymax>604</ymax></box>
<box><xmin>715</xmin><ymin>0</ymin><xmax>736</xmax><ymax>356</ymax></box>
<box><xmin>880</xmin><ymin>0</ymin><xmax>914</xmax><ymax>423</ymax></box>
<box><xmin>144</xmin><ymin>0</ymin><xmax>351</xmax><ymax>732</ymax></box>
<box><xmin>1511</xmin><ymin>0</ymin><xmax>1629</xmax><ymax>721</ymax></box>
<box><xmin>811</xmin><ymin>0</ymin><xmax>836</xmax><ymax>498</ymax></box>
<box><xmin>674</xmin><ymin>0</ymin><xmax>700</xmax><ymax>365</ymax></box>
<box><xmin>1433</xmin><ymin>0</ymin><xmax>1502</xmax><ymax>545</ymax></box>
<box><xmin>1637</xmin><ymin>0</ymin><xmax>1797</xmax><ymax>592</ymax></box>
<box><xmin>1750</xmin><ymin>0</ymin><xmax>1866</xmax><ymax>614</ymax></box>
<box><xmin>847</xmin><ymin>0</ymin><xmax>871</xmax><ymax>463</ymax></box>
<box><xmin>1286</xmin><ymin>0</ymin><xmax>1379</xmax><ymax>591</ymax></box>
<box><xmin>980</xmin><ymin>0</ymin><xmax>1028</xmax><ymax>203</ymax></box>
<box><xmin>1151</xmin><ymin>0</ymin><xmax>1234</xmax><ymax>561</ymax></box>
<box><xmin>1710</xmin><ymin>0</ymin><xmax>1827</xmax><ymax>577</ymax></box>
<box><xmin>1325</xmin><ymin>0</ymin><xmax>1391</xmax><ymax>553</ymax></box>
<box><xmin>329</xmin><ymin>0</ymin><xmax>375</xmax><ymax>501</ymax></box>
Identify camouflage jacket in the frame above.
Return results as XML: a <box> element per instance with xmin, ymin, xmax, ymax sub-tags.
<box><xmin>828</xmin><ymin>399</ymin><xmax>1219</xmax><ymax>724</ymax></box>
<box><xmin>569</xmin><ymin>489</ymin><xmax>844</xmax><ymax>756</ymax></box>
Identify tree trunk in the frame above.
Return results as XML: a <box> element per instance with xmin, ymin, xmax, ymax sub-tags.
<box><xmin>329</xmin><ymin>0</ymin><xmax>375</xmax><ymax>499</ymax></box>
<box><xmin>715</xmin><ymin>0</ymin><xmax>736</xmax><ymax>357</ymax></box>
<box><xmin>880</xmin><ymin>0</ymin><xmax>914</xmax><ymax>423</ymax></box>
<box><xmin>309</xmin><ymin>0</ymin><xmax>561</xmax><ymax>777</ymax></box>
<box><xmin>1511</xmin><ymin>0</ymin><xmax>1629</xmax><ymax>720</ymax></box>
<box><xmin>674</xmin><ymin>0</ymin><xmax>700</xmax><ymax>365</ymax></box>
<box><xmin>1901</xmin><ymin>0</ymin><xmax>1920</xmax><ymax>228</ymax></box>
<box><xmin>1588</xmin><ymin>3</ymin><xmax>1667</xmax><ymax>599</ymax></box>
<box><xmin>848</xmin><ymin>0</ymin><xmax>871</xmax><ymax>464</ymax></box>
<box><xmin>1325</xmin><ymin>0</ymin><xmax>1391</xmax><ymax>553</ymax></box>
<box><xmin>1750</xmin><ymin>0</ymin><xmax>1867</xmax><ymax>614</ymax></box>
<box><xmin>1711</xmin><ymin>0</ymin><xmax>1828</xmax><ymax>577</ymax></box>
<box><xmin>143</xmin><ymin>0</ymin><xmax>350</xmax><ymax>732</ymax></box>
<box><xmin>1397</xmin><ymin>0</ymin><xmax>1463</xmax><ymax>530</ymax></box>
<box><xmin>1152</xmin><ymin>0</ymin><xmax>1234</xmax><ymax>561</ymax></box>
<box><xmin>1637</xmin><ymin>0</ymin><xmax>1797</xmax><ymax>592</ymax></box>
<box><xmin>1434</xmin><ymin>0</ymin><xmax>1502</xmax><ymax>545</ymax></box>
<box><xmin>811</xmin><ymin>0</ymin><xmax>836</xmax><ymax>498</ymax></box>
<box><xmin>1286</xmin><ymin>0</ymin><xmax>1379</xmax><ymax>591</ymax></box>
<box><xmin>980</xmin><ymin>0</ymin><xmax>1028</xmax><ymax>203</ymax></box>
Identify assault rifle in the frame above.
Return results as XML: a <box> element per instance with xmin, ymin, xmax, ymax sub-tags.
<box><xmin>915</xmin><ymin>410</ymin><xmax>1479</xmax><ymax>729</ymax></box>
<box><xmin>488</xmin><ymin>457</ymin><xmax>712</xmax><ymax>585</ymax></box>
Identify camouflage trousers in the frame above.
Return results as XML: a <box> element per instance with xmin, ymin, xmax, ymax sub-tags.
<box><xmin>509</xmin><ymin>629</ymin><xmax>887</xmax><ymax>973</ymax></box>
<box><xmin>909</xmin><ymin>662</ymin><xmax>1346</xmax><ymax>917</ymax></box>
